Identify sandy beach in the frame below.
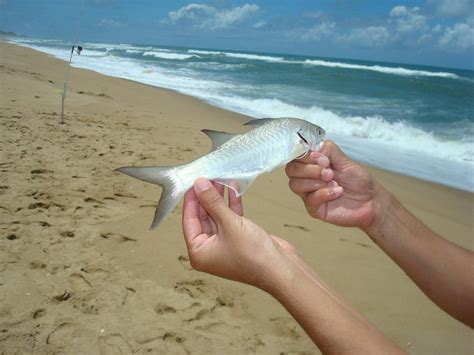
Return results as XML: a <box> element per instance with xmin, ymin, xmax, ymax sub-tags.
<box><xmin>0</xmin><ymin>41</ymin><xmax>473</xmax><ymax>354</ymax></box>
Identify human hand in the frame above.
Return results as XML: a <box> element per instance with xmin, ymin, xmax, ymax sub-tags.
<box><xmin>182</xmin><ymin>178</ymin><xmax>296</xmax><ymax>290</ymax></box>
<box><xmin>285</xmin><ymin>140</ymin><xmax>386</xmax><ymax>231</ymax></box>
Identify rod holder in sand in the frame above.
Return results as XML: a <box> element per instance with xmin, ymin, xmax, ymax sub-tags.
<box><xmin>60</xmin><ymin>46</ymin><xmax>75</xmax><ymax>124</ymax></box>
<box><xmin>59</xmin><ymin>0</ymin><xmax>85</xmax><ymax>124</ymax></box>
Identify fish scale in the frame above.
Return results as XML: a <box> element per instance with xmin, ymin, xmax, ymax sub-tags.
<box><xmin>116</xmin><ymin>117</ymin><xmax>325</xmax><ymax>229</ymax></box>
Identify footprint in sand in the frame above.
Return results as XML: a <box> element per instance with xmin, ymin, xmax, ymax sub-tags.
<box><xmin>68</xmin><ymin>273</ymin><xmax>92</xmax><ymax>293</ymax></box>
<box><xmin>177</xmin><ymin>255</ymin><xmax>193</xmax><ymax>270</ymax></box>
<box><xmin>162</xmin><ymin>331</ymin><xmax>185</xmax><ymax>344</ymax></box>
<box><xmin>154</xmin><ymin>303</ymin><xmax>177</xmax><ymax>315</ymax></box>
<box><xmin>121</xmin><ymin>287</ymin><xmax>136</xmax><ymax>306</ymax></box>
<box><xmin>60</xmin><ymin>231</ymin><xmax>75</xmax><ymax>238</ymax></box>
<box><xmin>84</xmin><ymin>197</ymin><xmax>104</xmax><ymax>208</ymax></box>
<box><xmin>98</xmin><ymin>333</ymin><xmax>133</xmax><ymax>354</ymax></box>
<box><xmin>46</xmin><ymin>321</ymin><xmax>76</xmax><ymax>346</ymax></box>
<box><xmin>339</xmin><ymin>238</ymin><xmax>372</xmax><ymax>248</ymax></box>
<box><xmin>6</xmin><ymin>234</ymin><xmax>18</xmax><ymax>241</ymax></box>
<box><xmin>269</xmin><ymin>317</ymin><xmax>302</xmax><ymax>340</ymax></box>
<box><xmin>29</xmin><ymin>261</ymin><xmax>47</xmax><ymax>270</ymax></box>
<box><xmin>283</xmin><ymin>224</ymin><xmax>310</xmax><ymax>232</ymax></box>
<box><xmin>32</xmin><ymin>308</ymin><xmax>46</xmax><ymax>319</ymax></box>
<box><xmin>100</xmin><ymin>232</ymin><xmax>136</xmax><ymax>244</ymax></box>
<box><xmin>174</xmin><ymin>279</ymin><xmax>206</xmax><ymax>298</ymax></box>
<box><xmin>135</xmin><ymin>333</ymin><xmax>187</xmax><ymax>353</ymax></box>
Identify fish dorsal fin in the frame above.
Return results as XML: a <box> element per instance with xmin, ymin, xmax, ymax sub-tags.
<box><xmin>244</xmin><ymin>117</ymin><xmax>294</xmax><ymax>126</ymax></box>
<box><xmin>201</xmin><ymin>129</ymin><xmax>236</xmax><ymax>150</ymax></box>
<box><xmin>215</xmin><ymin>177</ymin><xmax>257</xmax><ymax>197</ymax></box>
<box><xmin>244</xmin><ymin>118</ymin><xmax>276</xmax><ymax>126</ymax></box>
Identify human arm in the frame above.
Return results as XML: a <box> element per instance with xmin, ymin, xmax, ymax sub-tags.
<box><xmin>182</xmin><ymin>178</ymin><xmax>404</xmax><ymax>354</ymax></box>
<box><xmin>286</xmin><ymin>141</ymin><xmax>474</xmax><ymax>328</ymax></box>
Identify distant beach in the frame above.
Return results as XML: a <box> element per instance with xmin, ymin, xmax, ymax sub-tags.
<box><xmin>9</xmin><ymin>36</ymin><xmax>474</xmax><ymax>192</ymax></box>
<box><xmin>1</xmin><ymin>41</ymin><xmax>473</xmax><ymax>353</ymax></box>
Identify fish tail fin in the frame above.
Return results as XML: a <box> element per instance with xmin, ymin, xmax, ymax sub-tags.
<box><xmin>114</xmin><ymin>166</ymin><xmax>184</xmax><ymax>230</ymax></box>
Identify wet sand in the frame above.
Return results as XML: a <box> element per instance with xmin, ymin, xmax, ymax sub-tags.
<box><xmin>0</xmin><ymin>41</ymin><xmax>472</xmax><ymax>354</ymax></box>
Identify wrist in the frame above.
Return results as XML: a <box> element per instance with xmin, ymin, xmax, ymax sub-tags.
<box><xmin>256</xmin><ymin>250</ymin><xmax>300</xmax><ymax>297</ymax></box>
<box><xmin>362</xmin><ymin>187</ymin><xmax>396</xmax><ymax>238</ymax></box>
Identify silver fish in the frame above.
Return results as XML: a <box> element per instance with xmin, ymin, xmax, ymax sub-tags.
<box><xmin>115</xmin><ymin>117</ymin><xmax>325</xmax><ymax>229</ymax></box>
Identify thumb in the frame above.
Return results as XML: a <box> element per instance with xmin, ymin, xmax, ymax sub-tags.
<box><xmin>321</xmin><ymin>140</ymin><xmax>353</xmax><ymax>169</ymax></box>
<box><xmin>193</xmin><ymin>178</ymin><xmax>231</xmax><ymax>224</ymax></box>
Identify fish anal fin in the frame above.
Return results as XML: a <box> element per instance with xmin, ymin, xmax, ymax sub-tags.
<box><xmin>201</xmin><ymin>129</ymin><xmax>236</xmax><ymax>150</ymax></box>
<box><xmin>215</xmin><ymin>177</ymin><xmax>256</xmax><ymax>197</ymax></box>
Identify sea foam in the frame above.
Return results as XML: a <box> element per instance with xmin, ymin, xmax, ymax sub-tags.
<box><xmin>187</xmin><ymin>48</ymin><xmax>460</xmax><ymax>79</ymax></box>
<box><xmin>303</xmin><ymin>59</ymin><xmax>460</xmax><ymax>79</ymax></box>
<box><xmin>200</xmin><ymin>95</ymin><xmax>473</xmax><ymax>163</ymax></box>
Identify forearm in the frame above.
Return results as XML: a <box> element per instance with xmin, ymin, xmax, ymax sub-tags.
<box><xmin>365</xmin><ymin>190</ymin><xmax>474</xmax><ymax>327</ymax></box>
<box><xmin>264</xmin><ymin>253</ymin><xmax>404</xmax><ymax>354</ymax></box>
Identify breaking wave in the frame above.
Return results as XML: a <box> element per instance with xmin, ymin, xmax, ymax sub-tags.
<box><xmin>188</xmin><ymin>48</ymin><xmax>460</xmax><ymax>79</ymax></box>
<box><xmin>203</xmin><ymin>95</ymin><xmax>473</xmax><ymax>163</ymax></box>
<box><xmin>303</xmin><ymin>59</ymin><xmax>460</xmax><ymax>79</ymax></box>
<box><xmin>142</xmin><ymin>51</ymin><xmax>197</xmax><ymax>60</ymax></box>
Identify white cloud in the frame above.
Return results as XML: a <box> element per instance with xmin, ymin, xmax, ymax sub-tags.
<box><xmin>165</xmin><ymin>3</ymin><xmax>259</xmax><ymax>30</ymax></box>
<box><xmin>439</xmin><ymin>21</ymin><xmax>474</xmax><ymax>50</ymax></box>
<box><xmin>339</xmin><ymin>26</ymin><xmax>391</xmax><ymax>48</ymax></box>
<box><xmin>389</xmin><ymin>5</ymin><xmax>409</xmax><ymax>17</ymax></box>
<box><xmin>167</xmin><ymin>4</ymin><xmax>213</xmax><ymax>23</ymax></box>
<box><xmin>298</xmin><ymin>6</ymin><xmax>428</xmax><ymax>47</ymax></box>
<box><xmin>389</xmin><ymin>6</ymin><xmax>428</xmax><ymax>34</ymax></box>
<box><xmin>301</xmin><ymin>22</ymin><xmax>336</xmax><ymax>41</ymax></box>
<box><xmin>427</xmin><ymin>0</ymin><xmax>474</xmax><ymax>18</ymax></box>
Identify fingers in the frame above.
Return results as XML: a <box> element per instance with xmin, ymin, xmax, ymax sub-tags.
<box><xmin>296</xmin><ymin>151</ymin><xmax>330</xmax><ymax>168</ymax></box>
<box><xmin>198</xmin><ymin>204</ymin><xmax>214</xmax><ymax>235</ymax></box>
<box><xmin>285</xmin><ymin>161</ymin><xmax>333</xmax><ymax>181</ymax></box>
<box><xmin>194</xmin><ymin>178</ymin><xmax>232</xmax><ymax>224</ymax></box>
<box><xmin>289</xmin><ymin>178</ymin><xmax>331</xmax><ymax>195</ymax></box>
<box><xmin>305</xmin><ymin>186</ymin><xmax>343</xmax><ymax>217</ymax></box>
<box><xmin>320</xmin><ymin>140</ymin><xmax>352</xmax><ymax>168</ymax></box>
<box><xmin>214</xmin><ymin>181</ymin><xmax>225</xmax><ymax>197</ymax></box>
<box><xmin>182</xmin><ymin>189</ymin><xmax>203</xmax><ymax>248</ymax></box>
<box><xmin>311</xmin><ymin>151</ymin><xmax>330</xmax><ymax>168</ymax></box>
<box><xmin>228</xmin><ymin>187</ymin><xmax>243</xmax><ymax>216</ymax></box>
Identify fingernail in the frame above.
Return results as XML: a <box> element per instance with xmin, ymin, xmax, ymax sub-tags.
<box><xmin>317</xmin><ymin>156</ymin><xmax>330</xmax><ymax>168</ymax></box>
<box><xmin>329</xmin><ymin>180</ymin><xmax>338</xmax><ymax>187</ymax></box>
<box><xmin>333</xmin><ymin>186</ymin><xmax>343</xmax><ymax>195</ymax></box>
<box><xmin>322</xmin><ymin>168</ymin><xmax>333</xmax><ymax>180</ymax></box>
<box><xmin>194</xmin><ymin>178</ymin><xmax>211</xmax><ymax>192</ymax></box>
<box><xmin>311</xmin><ymin>151</ymin><xmax>322</xmax><ymax>159</ymax></box>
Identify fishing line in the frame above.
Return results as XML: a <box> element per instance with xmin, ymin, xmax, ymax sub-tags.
<box><xmin>60</xmin><ymin>0</ymin><xmax>86</xmax><ymax>124</ymax></box>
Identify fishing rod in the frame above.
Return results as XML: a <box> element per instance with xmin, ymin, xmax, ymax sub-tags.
<box><xmin>60</xmin><ymin>0</ymin><xmax>85</xmax><ymax>124</ymax></box>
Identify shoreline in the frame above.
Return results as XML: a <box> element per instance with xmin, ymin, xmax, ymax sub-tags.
<box><xmin>1</xmin><ymin>41</ymin><xmax>473</xmax><ymax>354</ymax></box>
<box><xmin>8</xmin><ymin>38</ymin><xmax>473</xmax><ymax>192</ymax></box>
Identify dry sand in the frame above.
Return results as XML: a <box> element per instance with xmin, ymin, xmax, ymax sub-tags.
<box><xmin>0</xmin><ymin>41</ymin><xmax>473</xmax><ymax>354</ymax></box>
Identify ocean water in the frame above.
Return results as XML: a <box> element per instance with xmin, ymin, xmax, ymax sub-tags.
<box><xmin>9</xmin><ymin>37</ymin><xmax>474</xmax><ymax>191</ymax></box>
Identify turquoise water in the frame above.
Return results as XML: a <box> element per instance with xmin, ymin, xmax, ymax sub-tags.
<box><xmin>10</xmin><ymin>37</ymin><xmax>474</xmax><ymax>191</ymax></box>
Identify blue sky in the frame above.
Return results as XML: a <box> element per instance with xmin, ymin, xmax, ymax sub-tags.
<box><xmin>1</xmin><ymin>0</ymin><xmax>473</xmax><ymax>69</ymax></box>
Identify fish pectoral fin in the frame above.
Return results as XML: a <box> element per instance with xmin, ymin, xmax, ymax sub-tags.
<box><xmin>201</xmin><ymin>129</ymin><xmax>237</xmax><ymax>150</ymax></box>
<box><xmin>215</xmin><ymin>177</ymin><xmax>257</xmax><ymax>197</ymax></box>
